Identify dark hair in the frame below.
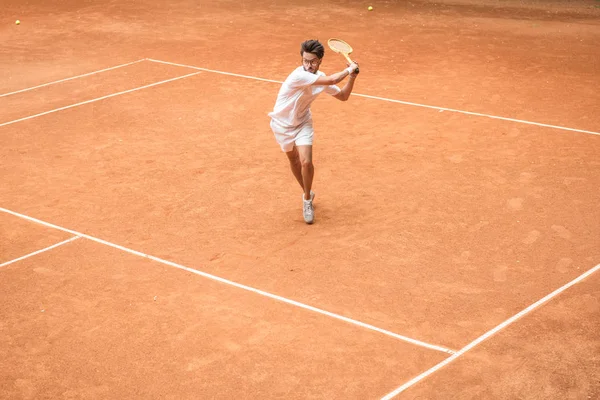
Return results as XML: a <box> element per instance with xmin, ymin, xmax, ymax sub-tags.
<box><xmin>300</xmin><ymin>39</ymin><xmax>324</xmax><ymax>59</ymax></box>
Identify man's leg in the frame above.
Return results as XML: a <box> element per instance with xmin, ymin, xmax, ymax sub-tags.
<box><xmin>297</xmin><ymin>145</ymin><xmax>314</xmax><ymax>201</ymax></box>
<box><xmin>285</xmin><ymin>147</ymin><xmax>304</xmax><ymax>191</ymax></box>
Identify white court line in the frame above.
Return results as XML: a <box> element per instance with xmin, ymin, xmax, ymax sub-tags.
<box><xmin>354</xmin><ymin>94</ymin><xmax>600</xmax><ymax>136</ymax></box>
<box><xmin>0</xmin><ymin>59</ymin><xmax>146</xmax><ymax>98</ymax></box>
<box><xmin>146</xmin><ymin>58</ymin><xmax>283</xmax><ymax>84</ymax></box>
<box><xmin>380</xmin><ymin>262</ymin><xmax>600</xmax><ymax>399</ymax></box>
<box><xmin>0</xmin><ymin>71</ymin><xmax>202</xmax><ymax>128</ymax></box>
<box><xmin>146</xmin><ymin>58</ymin><xmax>600</xmax><ymax>137</ymax></box>
<box><xmin>0</xmin><ymin>236</ymin><xmax>80</xmax><ymax>268</ymax></box>
<box><xmin>0</xmin><ymin>206</ymin><xmax>456</xmax><ymax>355</ymax></box>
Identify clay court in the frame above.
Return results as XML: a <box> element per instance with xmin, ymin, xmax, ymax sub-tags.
<box><xmin>1</xmin><ymin>0</ymin><xmax>599</xmax><ymax>398</ymax></box>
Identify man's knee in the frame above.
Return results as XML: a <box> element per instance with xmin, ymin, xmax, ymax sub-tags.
<box><xmin>300</xmin><ymin>158</ymin><xmax>313</xmax><ymax>168</ymax></box>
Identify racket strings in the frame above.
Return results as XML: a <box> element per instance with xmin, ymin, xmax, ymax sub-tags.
<box><xmin>328</xmin><ymin>39</ymin><xmax>353</xmax><ymax>53</ymax></box>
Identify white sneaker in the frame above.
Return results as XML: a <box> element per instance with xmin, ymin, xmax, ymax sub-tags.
<box><xmin>301</xmin><ymin>191</ymin><xmax>315</xmax><ymax>202</ymax></box>
<box><xmin>303</xmin><ymin>195</ymin><xmax>314</xmax><ymax>224</ymax></box>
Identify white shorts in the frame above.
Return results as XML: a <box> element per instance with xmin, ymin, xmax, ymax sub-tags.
<box><xmin>270</xmin><ymin>119</ymin><xmax>314</xmax><ymax>152</ymax></box>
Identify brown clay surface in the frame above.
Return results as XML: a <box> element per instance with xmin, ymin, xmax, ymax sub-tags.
<box><xmin>0</xmin><ymin>239</ymin><xmax>448</xmax><ymax>399</ymax></box>
<box><xmin>0</xmin><ymin>214</ymin><xmax>72</xmax><ymax>263</ymax></box>
<box><xmin>407</xmin><ymin>272</ymin><xmax>600</xmax><ymax>399</ymax></box>
<box><xmin>0</xmin><ymin>62</ymin><xmax>192</xmax><ymax>123</ymax></box>
<box><xmin>1</xmin><ymin>0</ymin><xmax>599</xmax><ymax>398</ymax></box>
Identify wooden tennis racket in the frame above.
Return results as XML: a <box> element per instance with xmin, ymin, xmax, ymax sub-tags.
<box><xmin>328</xmin><ymin>38</ymin><xmax>359</xmax><ymax>74</ymax></box>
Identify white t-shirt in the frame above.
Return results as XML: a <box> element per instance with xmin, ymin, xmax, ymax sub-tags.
<box><xmin>268</xmin><ymin>66</ymin><xmax>341</xmax><ymax>128</ymax></box>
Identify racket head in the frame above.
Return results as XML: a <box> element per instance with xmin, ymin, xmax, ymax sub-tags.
<box><xmin>327</xmin><ymin>38</ymin><xmax>354</xmax><ymax>55</ymax></box>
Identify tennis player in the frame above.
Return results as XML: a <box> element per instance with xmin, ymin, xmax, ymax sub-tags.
<box><xmin>269</xmin><ymin>39</ymin><xmax>359</xmax><ymax>224</ymax></box>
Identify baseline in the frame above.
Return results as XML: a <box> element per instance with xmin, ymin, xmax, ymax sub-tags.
<box><xmin>0</xmin><ymin>206</ymin><xmax>455</xmax><ymax>355</ymax></box>
<box><xmin>146</xmin><ymin>58</ymin><xmax>600</xmax><ymax>136</ymax></box>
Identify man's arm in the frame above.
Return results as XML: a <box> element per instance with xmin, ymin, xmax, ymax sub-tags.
<box><xmin>333</xmin><ymin>73</ymin><xmax>357</xmax><ymax>101</ymax></box>
<box><xmin>312</xmin><ymin>62</ymin><xmax>359</xmax><ymax>86</ymax></box>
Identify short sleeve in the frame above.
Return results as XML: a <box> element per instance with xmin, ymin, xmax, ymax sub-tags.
<box><xmin>324</xmin><ymin>84</ymin><xmax>341</xmax><ymax>96</ymax></box>
<box><xmin>287</xmin><ymin>68</ymin><xmax>320</xmax><ymax>88</ymax></box>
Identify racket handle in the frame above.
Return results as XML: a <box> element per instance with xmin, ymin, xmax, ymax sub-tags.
<box><xmin>342</xmin><ymin>53</ymin><xmax>359</xmax><ymax>74</ymax></box>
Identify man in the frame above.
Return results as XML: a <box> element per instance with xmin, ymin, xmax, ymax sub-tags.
<box><xmin>269</xmin><ymin>39</ymin><xmax>359</xmax><ymax>224</ymax></box>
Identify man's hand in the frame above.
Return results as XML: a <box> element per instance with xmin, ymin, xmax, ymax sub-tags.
<box><xmin>346</xmin><ymin>61</ymin><xmax>358</xmax><ymax>78</ymax></box>
<box><xmin>347</xmin><ymin>61</ymin><xmax>359</xmax><ymax>76</ymax></box>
